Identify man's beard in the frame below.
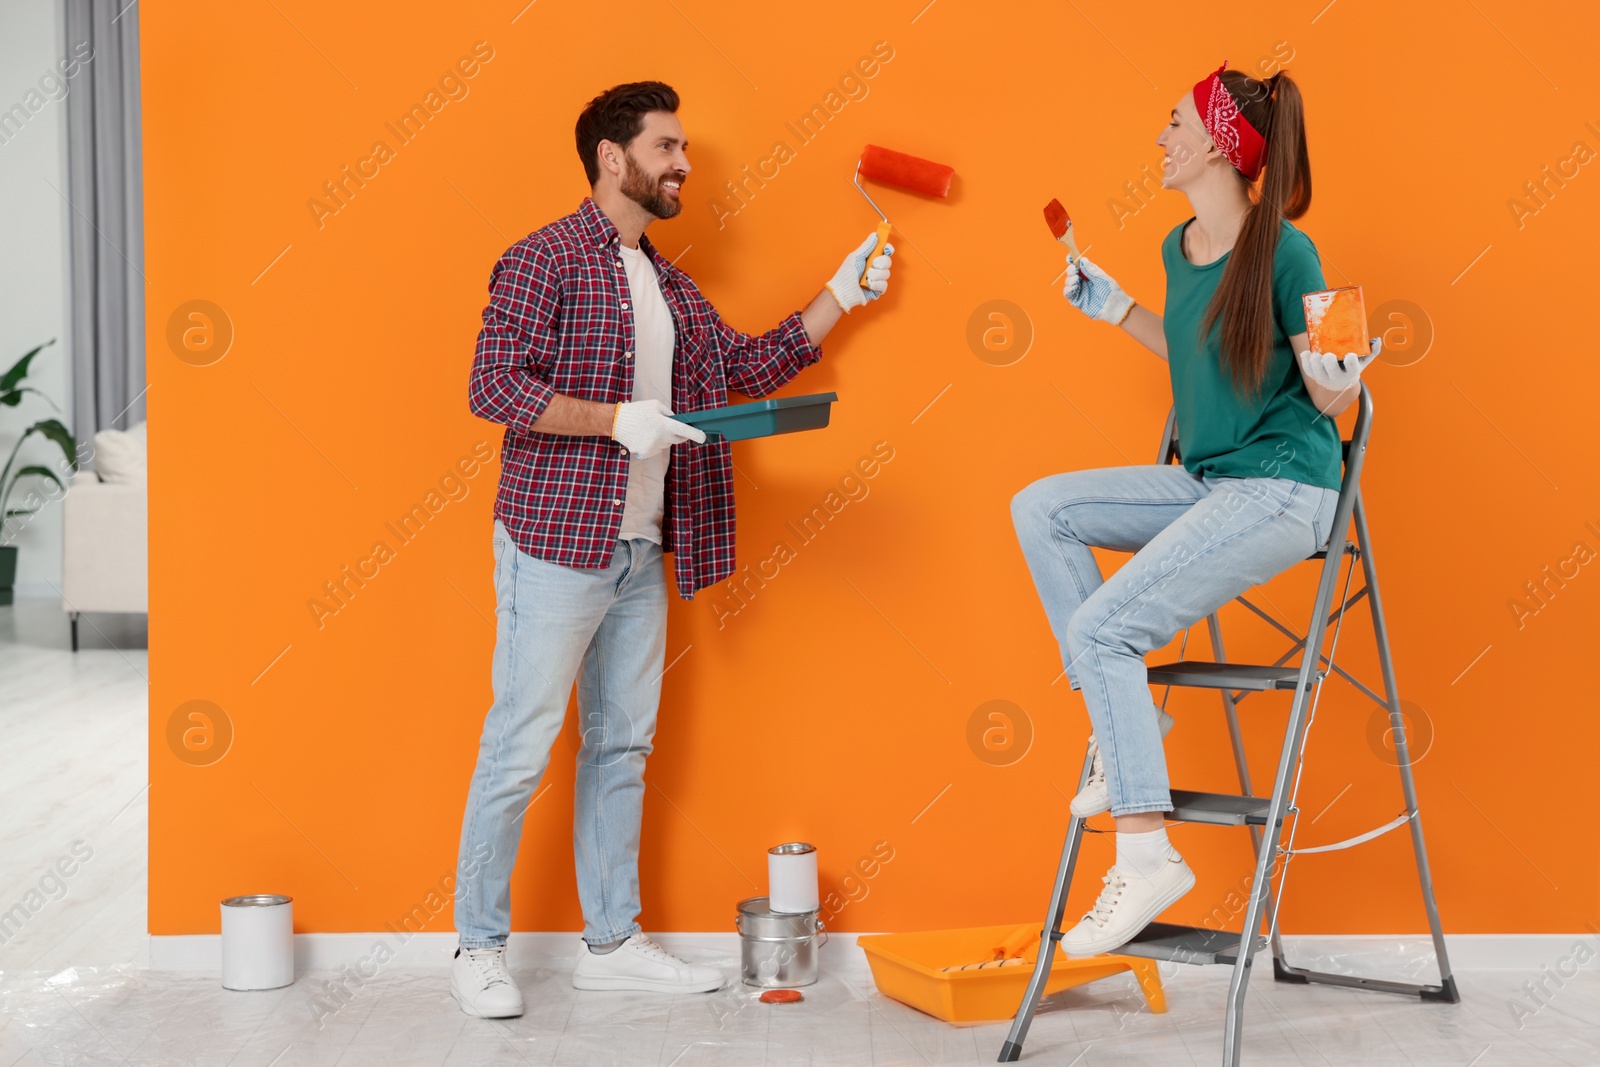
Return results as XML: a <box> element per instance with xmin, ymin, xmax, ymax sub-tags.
<box><xmin>620</xmin><ymin>151</ymin><xmax>683</xmax><ymax>220</ymax></box>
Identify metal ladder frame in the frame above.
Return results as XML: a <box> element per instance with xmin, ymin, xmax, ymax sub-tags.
<box><xmin>999</xmin><ymin>382</ymin><xmax>1459</xmax><ymax>1065</ymax></box>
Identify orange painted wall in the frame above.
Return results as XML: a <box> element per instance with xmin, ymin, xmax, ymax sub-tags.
<box><xmin>144</xmin><ymin>1</ymin><xmax>1599</xmax><ymax>938</ymax></box>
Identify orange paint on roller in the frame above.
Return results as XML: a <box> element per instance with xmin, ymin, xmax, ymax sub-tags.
<box><xmin>991</xmin><ymin>923</ymin><xmax>1039</xmax><ymax>961</ymax></box>
<box><xmin>858</xmin><ymin>145</ymin><xmax>955</xmax><ymax>197</ymax></box>
<box><xmin>852</xmin><ymin>144</ymin><xmax>955</xmax><ymax>286</ymax></box>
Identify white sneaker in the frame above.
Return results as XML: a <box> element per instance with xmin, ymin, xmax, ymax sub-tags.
<box><xmin>451</xmin><ymin>945</ymin><xmax>524</xmax><ymax>1018</ymax></box>
<box><xmin>1070</xmin><ymin>705</ymin><xmax>1176</xmax><ymax>818</ymax></box>
<box><xmin>1061</xmin><ymin>853</ymin><xmax>1196</xmax><ymax>956</ymax></box>
<box><xmin>571</xmin><ymin>934</ymin><xmax>725</xmax><ymax>993</ymax></box>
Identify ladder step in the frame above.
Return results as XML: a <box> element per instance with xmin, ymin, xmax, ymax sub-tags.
<box><xmin>1114</xmin><ymin>922</ymin><xmax>1263</xmax><ymax>966</ymax></box>
<box><xmin>1146</xmin><ymin>661</ymin><xmax>1315</xmax><ymax>691</ymax></box>
<box><xmin>1168</xmin><ymin>790</ymin><xmax>1276</xmax><ymax>826</ymax></box>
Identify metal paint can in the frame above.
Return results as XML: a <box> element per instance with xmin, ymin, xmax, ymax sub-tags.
<box><xmin>735</xmin><ymin>896</ymin><xmax>827</xmax><ymax>988</ymax></box>
<box><xmin>221</xmin><ymin>894</ymin><xmax>294</xmax><ymax>990</ymax></box>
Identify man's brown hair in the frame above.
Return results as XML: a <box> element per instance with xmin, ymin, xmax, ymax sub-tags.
<box><xmin>575</xmin><ymin>81</ymin><xmax>680</xmax><ymax>186</ymax></box>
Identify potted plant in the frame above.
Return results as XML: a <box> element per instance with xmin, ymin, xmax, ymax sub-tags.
<box><xmin>0</xmin><ymin>339</ymin><xmax>77</xmax><ymax>606</ymax></box>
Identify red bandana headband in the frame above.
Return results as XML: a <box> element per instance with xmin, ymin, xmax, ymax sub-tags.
<box><xmin>1192</xmin><ymin>60</ymin><xmax>1267</xmax><ymax>181</ymax></box>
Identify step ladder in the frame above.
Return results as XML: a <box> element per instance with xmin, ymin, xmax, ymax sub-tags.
<box><xmin>999</xmin><ymin>380</ymin><xmax>1459</xmax><ymax>1065</ymax></box>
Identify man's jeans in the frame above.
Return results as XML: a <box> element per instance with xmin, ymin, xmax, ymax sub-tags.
<box><xmin>1011</xmin><ymin>466</ymin><xmax>1339</xmax><ymax>816</ymax></box>
<box><xmin>455</xmin><ymin>518</ymin><xmax>667</xmax><ymax>949</ymax></box>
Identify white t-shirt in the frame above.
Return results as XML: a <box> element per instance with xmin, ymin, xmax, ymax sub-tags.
<box><xmin>617</xmin><ymin>242</ymin><xmax>676</xmax><ymax>544</ymax></box>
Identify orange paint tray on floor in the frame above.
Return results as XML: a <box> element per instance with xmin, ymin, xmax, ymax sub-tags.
<box><xmin>856</xmin><ymin>923</ymin><xmax>1165</xmax><ymax>1024</ymax></box>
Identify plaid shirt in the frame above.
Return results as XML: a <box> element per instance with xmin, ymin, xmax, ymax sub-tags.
<box><xmin>469</xmin><ymin>196</ymin><xmax>823</xmax><ymax>599</ymax></box>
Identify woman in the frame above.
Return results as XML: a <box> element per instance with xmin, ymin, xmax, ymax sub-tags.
<box><xmin>1010</xmin><ymin>61</ymin><xmax>1375</xmax><ymax>955</ymax></box>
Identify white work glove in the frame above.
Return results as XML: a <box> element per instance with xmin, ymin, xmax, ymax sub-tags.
<box><xmin>611</xmin><ymin>398</ymin><xmax>706</xmax><ymax>459</ymax></box>
<box><xmin>1296</xmin><ymin>338</ymin><xmax>1381</xmax><ymax>393</ymax></box>
<box><xmin>824</xmin><ymin>232</ymin><xmax>895</xmax><ymax>313</ymax></box>
<box><xmin>1063</xmin><ymin>254</ymin><xmax>1134</xmax><ymax>325</ymax></box>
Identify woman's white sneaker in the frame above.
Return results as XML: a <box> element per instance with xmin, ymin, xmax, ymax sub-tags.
<box><xmin>571</xmin><ymin>934</ymin><xmax>724</xmax><ymax>993</ymax></box>
<box><xmin>1060</xmin><ymin>852</ymin><xmax>1196</xmax><ymax>956</ymax></box>
<box><xmin>1070</xmin><ymin>706</ymin><xmax>1176</xmax><ymax>817</ymax></box>
<box><xmin>451</xmin><ymin>945</ymin><xmax>524</xmax><ymax>1018</ymax></box>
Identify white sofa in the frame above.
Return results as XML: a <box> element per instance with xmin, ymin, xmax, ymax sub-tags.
<box><xmin>60</xmin><ymin>428</ymin><xmax>148</xmax><ymax>651</ymax></box>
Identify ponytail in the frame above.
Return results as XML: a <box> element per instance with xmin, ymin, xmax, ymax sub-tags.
<box><xmin>1197</xmin><ymin>69</ymin><xmax>1312</xmax><ymax>401</ymax></box>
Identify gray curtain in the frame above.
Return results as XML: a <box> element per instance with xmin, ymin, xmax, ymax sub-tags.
<box><xmin>64</xmin><ymin>0</ymin><xmax>145</xmax><ymax>459</ymax></box>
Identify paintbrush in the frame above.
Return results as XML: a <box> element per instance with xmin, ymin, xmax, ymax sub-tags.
<box><xmin>1044</xmin><ymin>198</ymin><xmax>1082</xmax><ymax>264</ymax></box>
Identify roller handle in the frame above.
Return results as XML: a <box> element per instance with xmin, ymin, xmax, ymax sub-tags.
<box><xmin>859</xmin><ymin>220</ymin><xmax>893</xmax><ymax>288</ymax></box>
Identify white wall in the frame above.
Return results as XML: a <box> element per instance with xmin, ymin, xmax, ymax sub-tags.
<box><xmin>0</xmin><ymin>0</ymin><xmax>72</xmax><ymax>596</ymax></box>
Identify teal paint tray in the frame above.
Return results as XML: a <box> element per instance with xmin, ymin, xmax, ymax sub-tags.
<box><xmin>675</xmin><ymin>392</ymin><xmax>838</xmax><ymax>442</ymax></box>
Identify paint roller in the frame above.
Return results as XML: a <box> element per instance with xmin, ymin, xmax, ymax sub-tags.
<box><xmin>936</xmin><ymin>923</ymin><xmax>1041</xmax><ymax>973</ymax></box>
<box><xmin>851</xmin><ymin>145</ymin><xmax>955</xmax><ymax>287</ymax></box>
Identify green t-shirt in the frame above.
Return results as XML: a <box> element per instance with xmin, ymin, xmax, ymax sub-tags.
<box><xmin>1161</xmin><ymin>216</ymin><xmax>1343</xmax><ymax>491</ymax></box>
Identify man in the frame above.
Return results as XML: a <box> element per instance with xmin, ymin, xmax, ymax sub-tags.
<box><xmin>450</xmin><ymin>81</ymin><xmax>895</xmax><ymax>1018</ymax></box>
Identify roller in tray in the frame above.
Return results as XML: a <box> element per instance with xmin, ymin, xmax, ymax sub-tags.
<box><xmin>674</xmin><ymin>392</ymin><xmax>838</xmax><ymax>442</ymax></box>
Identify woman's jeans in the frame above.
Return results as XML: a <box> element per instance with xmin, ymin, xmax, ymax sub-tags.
<box><xmin>455</xmin><ymin>518</ymin><xmax>667</xmax><ymax>949</ymax></box>
<box><xmin>1011</xmin><ymin>466</ymin><xmax>1339</xmax><ymax>817</ymax></box>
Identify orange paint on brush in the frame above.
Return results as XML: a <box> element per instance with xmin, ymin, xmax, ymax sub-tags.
<box><xmin>1043</xmin><ymin>197</ymin><xmax>1082</xmax><ymax>263</ymax></box>
<box><xmin>1043</xmin><ymin>198</ymin><xmax>1071</xmax><ymax>240</ymax></box>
